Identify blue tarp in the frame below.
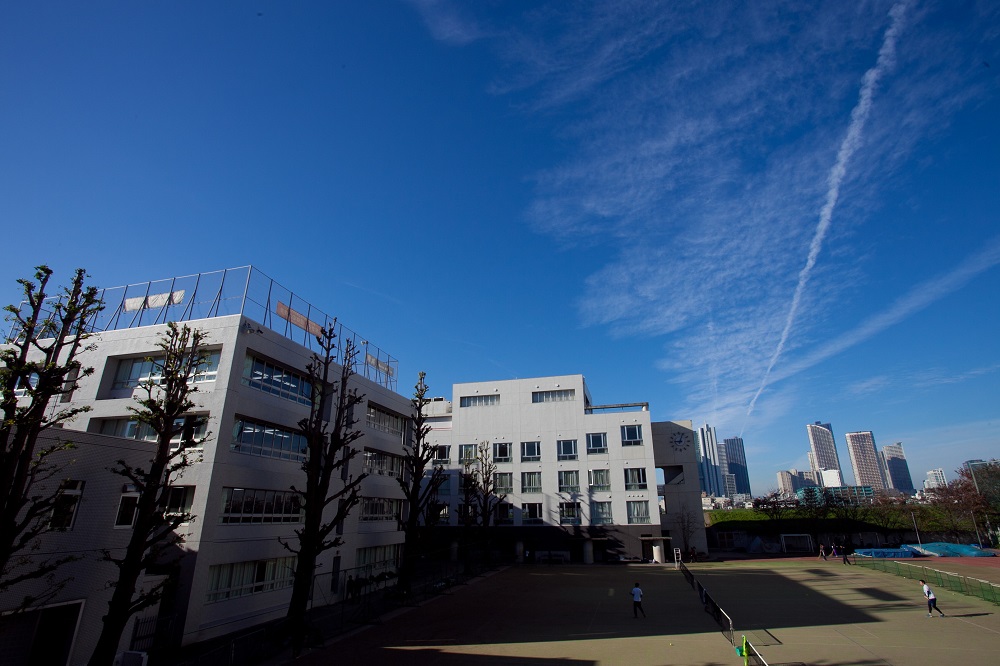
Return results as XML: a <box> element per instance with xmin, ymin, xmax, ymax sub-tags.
<box><xmin>856</xmin><ymin>543</ymin><xmax>996</xmax><ymax>558</ymax></box>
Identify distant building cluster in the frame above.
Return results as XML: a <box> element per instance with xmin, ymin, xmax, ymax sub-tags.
<box><xmin>776</xmin><ymin>421</ymin><xmax>916</xmax><ymax>499</ymax></box>
<box><xmin>695</xmin><ymin>424</ymin><xmax>752</xmax><ymax>504</ymax></box>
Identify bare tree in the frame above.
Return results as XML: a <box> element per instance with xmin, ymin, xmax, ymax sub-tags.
<box><xmin>395</xmin><ymin>372</ymin><xmax>444</xmax><ymax>594</ymax></box>
<box><xmin>89</xmin><ymin>322</ymin><xmax>208</xmax><ymax>666</ymax></box>
<box><xmin>753</xmin><ymin>490</ymin><xmax>793</xmax><ymax>524</ymax></box>
<box><xmin>282</xmin><ymin>327</ymin><xmax>366</xmax><ymax>654</ymax></box>
<box><xmin>469</xmin><ymin>442</ymin><xmax>506</xmax><ymax>529</ymax></box>
<box><xmin>674</xmin><ymin>505</ymin><xmax>702</xmax><ymax>555</ymax></box>
<box><xmin>1</xmin><ymin>266</ymin><xmax>102</xmax><ymax>605</ymax></box>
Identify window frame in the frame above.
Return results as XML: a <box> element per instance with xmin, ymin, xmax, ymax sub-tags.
<box><xmin>520</xmin><ymin>441</ymin><xmax>541</xmax><ymax>462</ymax></box>
<box><xmin>493</xmin><ymin>441</ymin><xmax>512</xmax><ymax>463</ymax></box>
<box><xmin>556</xmin><ymin>439</ymin><xmax>578</xmax><ymax>461</ymax></box>
<box><xmin>586</xmin><ymin>432</ymin><xmax>608</xmax><ymax>454</ymax></box>
<box><xmin>558</xmin><ymin>470</ymin><xmax>580</xmax><ymax>493</ymax></box>
<box><xmin>621</xmin><ymin>424</ymin><xmax>643</xmax><ymax>446</ymax></box>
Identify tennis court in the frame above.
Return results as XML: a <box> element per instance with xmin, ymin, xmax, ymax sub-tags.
<box><xmin>284</xmin><ymin>558</ymin><xmax>1000</xmax><ymax>666</ymax></box>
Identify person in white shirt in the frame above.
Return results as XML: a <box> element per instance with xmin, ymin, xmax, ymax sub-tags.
<box><xmin>920</xmin><ymin>579</ymin><xmax>945</xmax><ymax>617</ymax></box>
<box><xmin>631</xmin><ymin>582</ymin><xmax>646</xmax><ymax>618</ymax></box>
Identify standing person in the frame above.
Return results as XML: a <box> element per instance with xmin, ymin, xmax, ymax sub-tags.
<box><xmin>920</xmin><ymin>580</ymin><xmax>946</xmax><ymax>617</ymax></box>
<box><xmin>819</xmin><ymin>544</ymin><xmax>827</xmax><ymax>560</ymax></box>
<box><xmin>841</xmin><ymin>544</ymin><xmax>852</xmax><ymax>565</ymax></box>
<box><xmin>631</xmin><ymin>582</ymin><xmax>646</xmax><ymax>618</ymax></box>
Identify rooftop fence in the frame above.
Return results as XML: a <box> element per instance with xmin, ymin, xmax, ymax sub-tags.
<box><xmin>6</xmin><ymin>265</ymin><xmax>397</xmax><ymax>391</ymax></box>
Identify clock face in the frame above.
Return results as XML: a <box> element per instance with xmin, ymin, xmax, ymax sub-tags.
<box><xmin>670</xmin><ymin>431</ymin><xmax>691</xmax><ymax>451</ymax></box>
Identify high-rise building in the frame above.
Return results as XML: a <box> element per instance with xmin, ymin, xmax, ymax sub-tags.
<box><xmin>777</xmin><ymin>468</ymin><xmax>819</xmax><ymax>497</ymax></box>
<box><xmin>722</xmin><ymin>436</ymin><xmax>752</xmax><ymax>496</ymax></box>
<box><xmin>845</xmin><ymin>431</ymin><xmax>887</xmax><ymax>491</ymax></box>
<box><xmin>817</xmin><ymin>468</ymin><xmax>844</xmax><ymax>487</ymax></box>
<box><xmin>880</xmin><ymin>442</ymin><xmax>915</xmax><ymax>493</ymax></box>
<box><xmin>697</xmin><ymin>423</ymin><xmax>726</xmax><ymax>497</ymax></box>
<box><xmin>806</xmin><ymin>421</ymin><xmax>844</xmax><ymax>481</ymax></box>
<box><xmin>924</xmin><ymin>468</ymin><xmax>947</xmax><ymax>490</ymax></box>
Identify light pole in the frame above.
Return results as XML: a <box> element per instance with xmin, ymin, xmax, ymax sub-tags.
<box><xmin>910</xmin><ymin>511</ymin><xmax>922</xmax><ymax>546</ymax></box>
<box><xmin>970</xmin><ymin>512</ymin><xmax>983</xmax><ymax>547</ymax></box>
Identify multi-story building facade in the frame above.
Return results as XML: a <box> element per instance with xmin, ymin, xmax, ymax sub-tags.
<box><xmin>807</xmin><ymin>421</ymin><xmax>844</xmax><ymax>481</ymax></box>
<box><xmin>924</xmin><ymin>468</ymin><xmax>947</xmax><ymax>490</ymax></box>
<box><xmin>880</xmin><ymin>442</ymin><xmax>915</xmax><ymax>494</ymax></box>
<box><xmin>845</xmin><ymin>431</ymin><xmax>887</xmax><ymax>491</ymax></box>
<box><xmin>424</xmin><ymin>376</ymin><xmax>705</xmax><ymax>562</ymax></box>
<box><xmin>697</xmin><ymin>423</ymin><xmax>726</xmax><ymax>497</ymax></box>
<box><xmin>722</xmin><ymin>436</ymin><xmax>751</xmax><ymax>496</ymax></box>
<box><xmin>776</xmin><ymin>468</ymin><xmax>818</xmax><ymax>497</ymax></box>
<box><xmin>2</xmin><ymin>267</ymin><xmax>412</xmax><ymax>662</ymax></box>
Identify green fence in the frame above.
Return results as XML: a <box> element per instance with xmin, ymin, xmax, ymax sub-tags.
<box><xmin>854</xmin><ymin>556</ymin><xmax>1000</xmax><ymax>605</ymax></box>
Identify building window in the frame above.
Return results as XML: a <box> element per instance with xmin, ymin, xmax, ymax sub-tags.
<box><xmin>115</xmin><ymin>491</ymin><xmax>140</xmax><ymax>528</ymax></box>
<box><xmin>559</xmin><ymin>501</ymin><xmax>581</xmax><ymax>525</ymax></box>
<box><xmin>355</xmin><ymin>543</ymin><xmax>402</xmax><ymax>578</ymax></box>
<box><xmin>591</xmin><ymin>501</ymin><xmax>613</xmax><ymax>525</ymax></box>
<box><xmin>495</xmin><ymin>472</ymin><xmax>513</xmax><ymax>494</ymax></box>
<box><xmin>624</xmin><ymin>468</ymin><xmax>648</xmax><ymax>490</ymax></box>
<box><xmin>627</xmin><ymin>501</ymin><xmax>651</xmax><ymax>524</ymax></box>
<box><xmin>459</xmin><ymin>394</ymin><xmax>500</xmax><ymax>407</ymax></box>
<box><xmin>493</xmin><ymin>442</ymin><xmax>512</xmax><ymax>463</ymax></box>
<box><xmin>558</xmin><ymin>470</ymin><xmax>580</xmax><ymax>493</ymax></box>
<box><xmin>99</xmin><ymin>415</ymin><xmax>207</xmax><ymax>450</ymax></box>
<box><xmin>458</xmin><ymin>444</ymin><xmax>478</xmax><ymax>464</ymax></box>
<box><xmin>366</xmin><ymin>403</ymin><xmax>406</xmax><ymax>438</ymax></box>
<box><xmin>364</xmin><ymin>449</ymin><xmax>404</xmax><ymax>479</ymax></box>
<box><xmin>521</xmin><ymin>472</ymin><xmax>542</xmax><ymax>493</ymax></box>
<box><xmin>557</xmin><ymin>439</ymin><xmax>578</xmax><ymax>461</ymax></box>
<box><xmin>521</xmin><ymin>441</ymin><xmax>541</xmax><ymax>462</ymax></box>
<box><xmin>586</xmin><ymin>432</ymin><xmax>608</xmax><ymax>454</ymax></box>
<box><xmin>588</xmin><ymin>469</ymin><xmax>611</xmax><ymax>492</ymax></box>
<box><xmin>49</xmin><ymin>480</ymin><xmax>84</xmax><ymax>530</ymax></box>
<box><xmin>241</xmin><ymin>354</ymin><xmax>311</xmax><ymax>405</ymax></box>
<box><xmin>231</xmin><ymin>417</ymin><xmax>307</xmax><ymax>462</ymax></box>
<box><xmin>13</xmin><ymin>372</ymin><xmax>39</xmax><ymax>397</ymax></box>
<box><xmin>114</xmin><ymin>351</ymin><xmax>220</xmax><ymax>389</ymax></box>
<box><xmin>433</xmin><ymin>445</ymin><xmax>451</xmax><ymax>464</ymax></box>
<box><xmin>165</xmin><ymin>486</ymin><xmax>195</xmax><ymax>519</ymax></box>
<box><xmin>621</xmin><ymin>424</ymin><xmax>643</xmax><ymax>446</ymax></box>
<box><xmin>532</xmin><ymin>389</ymin><xmax>575</xmax><ymax>403</ymax></box>
<box><xmin>206</xmin><ymin>556</ymin><xmax>296</xmax><ymax>602</ymax></box>
<box><xmin>522</xmin><ymin>503</ymin><xmax>543</xmax><ymax>525</ymax></box>
<box><xmin>220</xmin><ymin>487</ymin><xmax>304</xmax><ymax>524</ymax></box>
<box><xmin>360</xmin><ymin>497</ymin><xmax>404</xmax><ymax>522</ymax></box>
<box><xmin>496</xmin><ymin>502</ymin><xmax>514</xmax><ymax>525</ymax></box>
<box><xmin>436</xmin><ymin>475</ymin><xmax>452</xmax><ymax>495</ymax></box>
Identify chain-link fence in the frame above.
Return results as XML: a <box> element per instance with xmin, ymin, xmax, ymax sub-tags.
<box><xmin>854</xmin><ymin>556</ymin><xmax>1000</xmax><ymax>605</ymax></box>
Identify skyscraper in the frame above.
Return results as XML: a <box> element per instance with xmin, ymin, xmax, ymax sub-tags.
<box><xmin>722</xmin><ymin>436</ymin><xmax>752</xmax><ymax>496</ymax></box>
<box><xmin>806</xmin><ymin>421</ymin><xmax>844</xmax><ymax>481</ymax></box>
<box><xmin>845</xmin><ymin>431</ymin><xmax>887</xmax><ymax>490</ymax></box>
<box><xmin>697</xmin><ymin>423</ymin><xmax>726</xmax><ymax>497</ymax></box>
<box><xmin>880</xmin><ymin>442</ymin><xmax>915</xmax><ymax>493</ymax></box>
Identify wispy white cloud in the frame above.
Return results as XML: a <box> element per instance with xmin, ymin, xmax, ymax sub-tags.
<box><xmin>744</xmin><ymin>0</ymin><xmax>913</xmax><ymax>425</ymax></box>
<box><xmin>405</xmin><ymin>0</ymin><xmax>485</xmax><ymax>46</ymax></box>
<box><xmin>414</xmin><ymin>1</ymin><xmax>1000</xmax><ymax>454</ymax></box>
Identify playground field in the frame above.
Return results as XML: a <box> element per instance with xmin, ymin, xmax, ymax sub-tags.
<box><xmin>283</xmin><ymin>557</ymin><xmax>1000</xmax><ymax>666</ymax></box>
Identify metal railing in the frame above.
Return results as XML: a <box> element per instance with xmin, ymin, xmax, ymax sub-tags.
<box><xmin>854</xmin><ymin>556</ymin><xmax>1000</xmax><ymax>605</ymax></box>
<box><xmin>7</xmin><ymin>265</ymin><xmax>398</xmax><ymax>390</ymax></box>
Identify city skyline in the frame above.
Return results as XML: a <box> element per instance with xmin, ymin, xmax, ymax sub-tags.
<box><xmin>1</xmin><ymin>2</ymin><xmax>998</xmax><ymax>494</ymax></box>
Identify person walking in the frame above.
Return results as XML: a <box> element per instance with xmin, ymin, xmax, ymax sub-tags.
<box><xmin>920</xmin><ymin>579</ymin><xmax>946</xmax><ymax>617</ymax></box>
<box><xmin>841</xmin><ymin>544</ymin><xmax>852</xmax><ymax>565</ymax></box>
<box><xmin>631</xmin><ymin>582</ymin><xmax>646</xmax><ymax>618</ymax></box>
<box><xmin>818</xmin><ymin>544</ymin><xmax>827</xmax><ymax>560</ymax></box>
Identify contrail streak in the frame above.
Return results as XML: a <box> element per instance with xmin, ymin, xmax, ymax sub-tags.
<box><xmin>742</xmin><ymin>1</ymin><xmax>911</xmax><ymax>433</ymax></box>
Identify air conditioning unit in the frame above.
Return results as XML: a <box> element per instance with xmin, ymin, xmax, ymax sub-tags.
<box><xmin>119</xmin><ymin>651</ymin><xmax>148</xmax><ymax>666</ymax></box>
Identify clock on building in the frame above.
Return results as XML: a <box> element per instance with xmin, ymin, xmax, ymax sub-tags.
<box><xmin>670</xmin><ymin>431</ymin><xmax>692</xmax><ymax>451</ymax></box>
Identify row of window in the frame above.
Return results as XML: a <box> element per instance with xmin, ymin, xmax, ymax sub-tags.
<box><xmin>113</xmin><ymin>352</ymin><xmax>221</xmax><ymax>390</ymax></box>
<box><xmin>436</xmin><ymin>500</ymin><xmax>651</xmax><ymax>526</ymax></box>
<box><xmin>241</xmin><ymin>354</ymin><xmax>312</xmax><ymax>405</ymax></box>
<box><xmin>457</xmin><ymin>389</ymin><xmax>578</xmax><ymax>408</ymax></box>
<box><xmin>434</xmin><ymin>428</ymin><xmax>642</xmax><ymax>466</ymax></box>
<box><xmin>438</xmin><ymin>468</ymin><xmax>648</xmax><ymax>495</ymax></box>
<box><xmin>206</xmin><ymin>556</ymin><xmax>296</xmax><ymax>603</ymax></box>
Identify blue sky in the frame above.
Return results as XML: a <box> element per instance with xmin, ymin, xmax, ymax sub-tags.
<box><xmin>2</xmin><ymin>1</ymin><xmax>998</xmax><ymax>494</ymax></box>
